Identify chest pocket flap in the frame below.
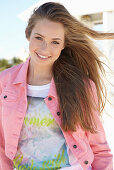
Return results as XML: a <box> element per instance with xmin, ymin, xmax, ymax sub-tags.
<box><xmin>0</xmin><ymin>90</ymin><xmax>18</xmax><ymax>102</ymax></box>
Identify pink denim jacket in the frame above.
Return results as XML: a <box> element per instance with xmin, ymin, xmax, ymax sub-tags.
<box><xmin>0</xmin><ymin>57</ymin><xmax>113</xmax><ymax>170</ymax></box>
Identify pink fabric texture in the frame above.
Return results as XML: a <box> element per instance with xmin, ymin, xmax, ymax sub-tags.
<box><xmin>0</xmin><ymin>57</ymin><xmax>113</xmax><ymax>170</ymax></box>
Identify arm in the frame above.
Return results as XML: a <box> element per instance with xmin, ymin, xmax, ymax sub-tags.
<box><xmin>86</xmin><ymin>80</ymin><xmax>113</xmax><ymax>170</ymax></box>
<box><xmin>0</xmin><ymin>81</ymin><xmax>13</xmax><ymax>170</ymax></box>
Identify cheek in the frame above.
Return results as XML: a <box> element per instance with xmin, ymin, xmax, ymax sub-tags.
<box><xmin>29</xmin><ymin>43</ymin><xmax>33</xmax><ymax>54</ymax></box>
<box><xmin>29</xmin><ymin>40</ymin><xmax>33</xmax><ymax>50</ymax></box>
<box><xmin>56</xmin><ymin>48</ymin><xmax>63</xmax><ymax>56</ymax></box>
<box><xmin>29</xmin><ymin>40</ymin><xmax>38</xmax><ymax>51</ymax></box>
<box><xmin>53</xmin><ymin>46</ymin><xmax>63</xmax><ymax>55</ymax></box>
<box><xmin>52</xmin><ymin>51</ymin><xmax>62</xmax><ymax>61</ymax></box>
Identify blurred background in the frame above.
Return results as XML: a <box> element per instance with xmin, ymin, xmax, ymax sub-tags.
<box><xmin>0</xmin><ymin>0</ymin><xmax>114</xmax><ymax>164</ymax></box>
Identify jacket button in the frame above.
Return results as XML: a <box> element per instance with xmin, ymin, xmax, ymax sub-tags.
<box><xmin>4</xmin><ymin>95</ymin><xmax>7</xmax><ymax>99</ymax></box>
<box><xmin>57</xmin><ymin>112</ymin><xmax>60</xmax><ymax>116</ymax></box>
<box><xmin>48</xmin><ymin>97</ymin><xmax>52</xmax><ymax>101</ymax></box>
<box><xmin>84</xmin><ymin>160</ymin><xmax>88</xmax><ymax>164</ymax></box>
<box><xmin>73</xmin><ymin>145</ymin><xmax>77</xmax><ymax>148</ymax></box>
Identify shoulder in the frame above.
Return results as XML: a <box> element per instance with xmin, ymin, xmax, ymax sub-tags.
<box><xmin>83</xmin><ymin>78</ymin><xmax>96</xmax><ymax>91</ymax></box>
<box><xmin>0</xmin><ymin>63</ymin><xmax>23</xmax><ymax>77</ymax></box>
<box><xmin>0</xmin><ymin>63</ymin><xmax>22</xmax><ymax>75</ymax></box>
<box><xmin>83</xmin><ymin>78</ymin><xmax>98</xmax><ymax>102</ymax></box>
<box><xmin>0</xmin><ymin>63</ymin><xmax>23</xmax><ymax>85</ymax></box>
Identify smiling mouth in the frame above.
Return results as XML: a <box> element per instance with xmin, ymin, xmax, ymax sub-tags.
<box><xmin>35</xmin><ymin>52</ymin><xmax>51</xmax><ymax>60</ymax></box>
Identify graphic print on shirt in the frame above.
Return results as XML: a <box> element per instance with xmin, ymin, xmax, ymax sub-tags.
<box><xmin>13</xmin><ymin>96</ymin><xmax>70</xmax><ymax>169</ymax></box>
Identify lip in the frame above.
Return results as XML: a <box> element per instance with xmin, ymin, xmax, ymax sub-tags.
<box><xmin>35</xmin><ymin>52</ymin><xmax>51</xmax><ymax>60</ymax></box>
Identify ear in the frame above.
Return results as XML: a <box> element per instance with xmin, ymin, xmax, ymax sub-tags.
<box><xmin>25</xmin><ymin>29</ymin><xmax>30</xmax><ymax>41</ymax></box>
<box><xmin>27</xmin><ymin>37</ymin><xmax>30</xmax><ymax>41</ymax></box>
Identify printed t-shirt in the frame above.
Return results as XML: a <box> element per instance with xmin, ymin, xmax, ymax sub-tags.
<box><xmin>13</xmin><ymin>83</ymin><xmax>88</xmax><ymax>170</ymax></box>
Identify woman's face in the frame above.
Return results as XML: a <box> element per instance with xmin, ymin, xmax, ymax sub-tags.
<box><xmin>28</xmin><ymin>18</ymin><xmax>65</xmax><ymax>68</ymax></box>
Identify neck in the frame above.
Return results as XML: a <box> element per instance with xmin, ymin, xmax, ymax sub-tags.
<box><xmin>27</xmin><ymin>58</ymin><xmax>53</xmax><ymax>86</ymax></box>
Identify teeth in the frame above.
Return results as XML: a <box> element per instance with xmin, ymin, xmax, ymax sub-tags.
<box><xmin>38</xmin><ymin>54</ymin><xmax>49</xmax><ymax>58</ymax></box>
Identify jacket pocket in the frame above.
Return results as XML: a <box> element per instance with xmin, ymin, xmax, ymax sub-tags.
<box><xmin>0</xmin><ymin>90</ymin><xmax>18</xmax><ymax>102</ymax></box>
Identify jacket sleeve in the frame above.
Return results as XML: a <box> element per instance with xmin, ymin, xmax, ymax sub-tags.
<box><xmin>86</xmin><ymin>80</ymin><xmax>113</xmax><ymax>170</ymax></box>
<box><xmin>0</xmin><ymin>81</ymin><xmax>13</xmax><ymax>170</ymax></box>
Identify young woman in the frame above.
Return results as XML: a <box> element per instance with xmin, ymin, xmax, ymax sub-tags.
<box><xmin>0</xmin><ymin>2</ymin><xmax>113</xmax><ymax>170</ymax></box>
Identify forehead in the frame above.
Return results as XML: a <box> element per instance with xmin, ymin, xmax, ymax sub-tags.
<box><xmin>32</xmin><ymin>19</ymin><xmax>65</xmax><ymax>39</ymax></box>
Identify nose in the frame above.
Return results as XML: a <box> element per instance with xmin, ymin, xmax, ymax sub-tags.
<box><xmin>39</xmin><ymin>41</ymin><xmax>51</xmax><ymax>56</ymax></box>
<box><xmin>41</xmin><ymin>41</ymin><xmax>50</xmax><ymax>51</ymax></box>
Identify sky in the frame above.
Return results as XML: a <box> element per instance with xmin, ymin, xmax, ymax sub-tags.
<box><xmin>0</xmin><ymin>0</ymin><xmax>39</xmax><ymax>60</ymax></box>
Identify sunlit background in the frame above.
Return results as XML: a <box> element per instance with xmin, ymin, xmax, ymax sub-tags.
<box><xmin>0</xmin><ymin>0</ymin><xmax>114</xmax><ymax>165</ymax></box>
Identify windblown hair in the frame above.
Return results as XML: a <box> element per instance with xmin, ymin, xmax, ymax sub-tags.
<box><xmin>25</xmin><ymin>2</ymin><xmax>114</xmax><ymax>133</ymax></box>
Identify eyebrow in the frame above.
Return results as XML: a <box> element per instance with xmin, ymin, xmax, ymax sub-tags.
<box><xmin>34</xmin><ymin>33</ymin><xmax>62</xmax><ymax>41</ymax></box>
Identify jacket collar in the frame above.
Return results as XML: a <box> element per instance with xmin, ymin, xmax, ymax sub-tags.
<box><xmin>12</xmin><ymin>56</ymin><xmax>58</xmax><ymax>99</ymax></box>
<box><xmin>12</xmin><ymin>56</ymin><xmax>30</xmax><ymax>86</ymax></box>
